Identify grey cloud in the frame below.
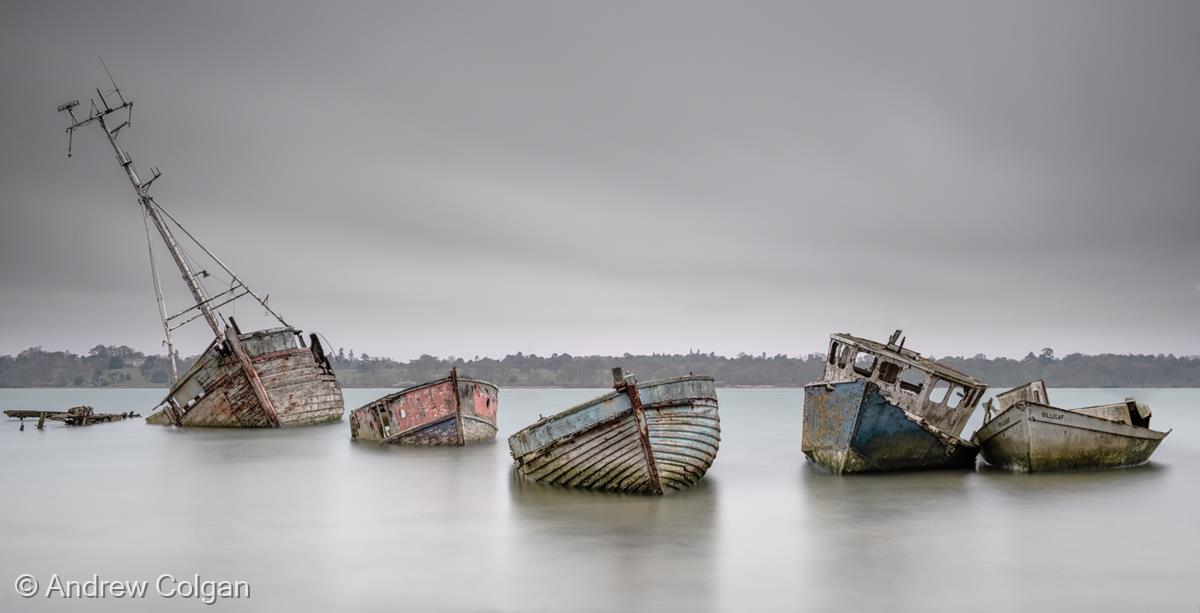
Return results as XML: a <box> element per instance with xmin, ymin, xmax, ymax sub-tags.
<box><xmin>1</xmin><ymin>1</ymin><xmax>1197</xmax><ymax>360</ymax></box>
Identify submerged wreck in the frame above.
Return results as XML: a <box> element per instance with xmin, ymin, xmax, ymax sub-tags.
<box><xmin>803</xmin><ymin>331</ymin><xmax>987</xmax><ymax>474</ymax></box>
<box><xmin>973</xmin><ymin>381</ymin><xmax>1170</xmax><ymax>472</ymax></box>
<box><xmin>508</xmin><ymin>368</ymin><xmax>720</xmax><ymax>494</ymax></box>
<box><xmin>6</xmin><ymin>407</ymin><xmax>138</xmax><ymax>428</ymax></box>
<box><xmin>58</xmin><ymin>74</ymin><xmax>343</xmax><ymax>428</ymax></box>
<box><xmin>350</xmin><ymin>369</ymin><xmax>499</xmax><ymax>445</ymax></box>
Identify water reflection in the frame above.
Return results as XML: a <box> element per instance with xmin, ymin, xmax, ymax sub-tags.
<box><xmin>506</xmin><ymin>472</ymin><xmax>719</xmax><ymax>613</ymax></box>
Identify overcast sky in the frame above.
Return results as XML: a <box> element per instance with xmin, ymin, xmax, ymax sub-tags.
<box><xmin>1</xmin><ymin>1</ymin><xmax>1197</xmax><ymax>360</ymax></box>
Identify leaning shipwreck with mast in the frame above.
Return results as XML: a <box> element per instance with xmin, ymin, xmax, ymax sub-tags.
<box><xmin>57</xmin><ymin>71</ymin><xmax>343</xmax><ymax>427</ymax></box>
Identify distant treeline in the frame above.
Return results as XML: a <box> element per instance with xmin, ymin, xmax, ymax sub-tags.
<box><xmin>2</xmin><ymin>345</ymin><xmax>1199</xmax><ymax>389</ymax></box>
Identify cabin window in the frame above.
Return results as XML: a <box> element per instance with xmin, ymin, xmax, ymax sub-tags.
<box><xmin>836</xmin><ymin>344</ymin><xmax>854</xmax><ymax>369</ymax></box>
<box><xmin>949</xmin><ymin>387</ymin><xmax>968</xmax><ymax>409</ymax></box>
<box><xmin>898</xmin><ymin>368</ymin><xmax>925</xmax><ymax>394</ymax></box>
<box><xmin>828</xmin><ymin>342</ymin><xmax>840</xmax><ymax>365</ymax></box>
<box><xmin>853</xmin><ymin>352</ymin><xmax>876</xmax><ymax>377</ymax></box>
<box><xmin>877</xmin><ymin>361</ymin><xmax>901</xmax><ymax>384</ymax></box>
<box><xmin>928</xmin><ymin>379</ymin><xmax>951</xmax><ymax>404</ymax></box>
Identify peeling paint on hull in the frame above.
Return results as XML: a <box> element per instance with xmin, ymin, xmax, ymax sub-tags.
<box><xmin>974</xmin><ymin>402</ymin><xmax>1169</xmax><ymax>472</ymax></box>
<box><xmin>145</xmin><ymin>327</ymin><xmax>343</xmax><ymax>428</ymax></box>
<box><xmin>349</xmin><ymin>372</ymin><xmax>499</xmax><ymax>446</ymax></box>
<box><xmin>803</xmin><ymin>380</ymin><xmax>979</xmax><ymax>474</ymax></box>
<box><xmin>508</xmin><ymin>376</ymin><xmax>720</xmax><ymax>495</ymax></box>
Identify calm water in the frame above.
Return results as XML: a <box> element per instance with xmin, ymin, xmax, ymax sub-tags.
<box><xmin>1</xmin><ymin>387</ymin><xmax>1197</xmax><ymax>612</ymax></box>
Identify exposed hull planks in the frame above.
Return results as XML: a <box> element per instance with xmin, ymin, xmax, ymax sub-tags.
<box><xmin>349</xmin><ymin>372</ymin><xmax>499</xmax><ymax>446</ymax></box>
<box><xmin>508</xmin><ymin>375</ymin><xmax>721</xmax><ymax>494</ymax></box>
<box><xmin>803</xmin><ymin>380</ymin><xmax>979</xmax><ymax>474</ymax></box>
<box><xmin>974</xmin><ymin>402</ymin><xmax>1169</xmax><ymax>472</ymax></box>
<box><xmin>145</xmin><ymin>327</ymin><xmax>344</xmax><ymax>428</ymax></box>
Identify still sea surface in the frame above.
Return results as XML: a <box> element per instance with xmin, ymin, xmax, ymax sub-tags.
<box><xmin>0</xmin><ymin>387</ymin><xmax>1196</xmax><ymax>612</ymax></box>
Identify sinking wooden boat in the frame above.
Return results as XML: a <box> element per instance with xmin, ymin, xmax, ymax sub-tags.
<box><xmin>508</xmin><ymin>368</ymin><xmax>720</xmax><ymax>494</ymax></box>
<box><xmin>145</xmin><ymin>323</ymin><xmax>342</xmax><ymax>427</ymax></box>
<box><xmin>58</xmin><ymin>74</ymin><xmax>344</xmax><ymax>428</ymax></box>
<box><xmin>973</xmin><ymin>381</ymin><xmax>1170</xmax><ymax>472</ymax></box>
<box><xmin>803</xmin><ymin>330</ymin><xmax>988</xmax><ymax>474</ymax></box>
<box><xmin>349</xmin><ymin>369</ymin><xmax>499</xmax><ymax>445</ymax></box>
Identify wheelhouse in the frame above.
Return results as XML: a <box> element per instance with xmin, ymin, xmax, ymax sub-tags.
<box><xmin>817</xmin><ymin>330</ymin><xmax>987</xmax><ymax>436</ymax></box>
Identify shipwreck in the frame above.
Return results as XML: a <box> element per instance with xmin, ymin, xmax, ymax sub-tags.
<box><xmin>972</xmin><ymin>381</ymin><xmax>1170</xmax><ymax>472</ymax></box>
<box><xmin>508</xmin><ymin>368</ymin><xmax>721</xmax><ymax>494</ymax></box>
<box><xmin>802</xmin><ymin>331</ymin><xmax>988</xmax><ymax>474</ymax></box>
<box><xmin>6</xmin><ymin>406</ymin><xmax>138</xmax><ymax>428</ymax></box>
<box><xmin>350</xmin><ymin>369</ymin><xmax>499</xmax><ymax>445</ymax></box>
<box><xmin>57</xmin><ymin>70</ymin><xmax>343</xmax><ymax>428</ymax></box>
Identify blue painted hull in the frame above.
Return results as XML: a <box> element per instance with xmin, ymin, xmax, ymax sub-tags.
<box><xmin>802</xmin><ymin>380</ymin><xmax>979</xmax><ymax>474</ymax></box>
<box><xmin>508</xmin><ymin>376</ymin><xmax>720</xmax><ymax>494</ymax></box>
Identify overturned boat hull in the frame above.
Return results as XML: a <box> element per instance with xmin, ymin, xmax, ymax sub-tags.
<box><xmin>508</xmin><ymin>375</ymin><xmax>720</xmax><ymax>494</ymax></box>
<box><xmin>975</xmin><ymin>402</ymin><xmax>1169</xmax><ymax>472</ymax></box>
<box><xmin>146</xmin><ymin>327</ymin><xmax>343</xmax><ymax>427</ymax></box>
<box><xmin>803</xmin><ymin>380</ymin><xmax>979</xmax><ymax>474</ymax></box>
<box><xmin>350</xmin><ymin>371</ymin><xmax>498</xmax><ymax>445</ymax></box>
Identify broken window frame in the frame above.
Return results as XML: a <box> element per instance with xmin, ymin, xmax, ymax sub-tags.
<box><xmin>877</xmin><ymin>360</ymin><xmax>901</xmax><ymax>384</ymax></box>
<box><xmin>927</xmin><ymin>378</ymin><xmax>952</xmax><ymax>405</ymax></box>
<box><xmin>853</xmin><ymin>351</ymin><xmax>877</xmax><ymax>378</ymax></box>
<box><xmin>835</xmin><ymin>343</ymin><xmax>854</xmax><ymax>369</ymax></box>
<box><xmin>897</xmin><ymin>366</ymin><xmax>927</xmax><ymax>395</ymax></box>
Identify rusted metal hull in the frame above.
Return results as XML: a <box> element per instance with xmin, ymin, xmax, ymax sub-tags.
<box><xmin>974</xmin><ymin>402</ymin><xmax>1169</xmax><ymax>472</ymax></box>
<box><xmin>145</xmin><ymin>327</ymin><xmax>343</xmax><ymax>428</ymax></box>
<box><xmin>508</xmin><ymin>376</ymin><xmax>720</xmax><ymax>495</ymax></box>
<box><xmin>349</xmin><ymin>373</ymin><xmax>499</xmax><ymax>445</ymax></box>
<box><xmin>803</xmin><ymin>380</ymin><xmax>979</xmax><ymax>474</ymax></box>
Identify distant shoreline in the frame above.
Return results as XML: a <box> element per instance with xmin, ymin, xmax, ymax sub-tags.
<box><xmin>5</xmin><ymin>346</ymin><xmax>1199</xmax><ymax>389</ymax></box>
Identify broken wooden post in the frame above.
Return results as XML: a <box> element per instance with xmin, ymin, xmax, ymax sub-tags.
<box><xmin>610</xmin><ymin>367</ymin><xmax>663</xmax><ymax>495</ymax></box>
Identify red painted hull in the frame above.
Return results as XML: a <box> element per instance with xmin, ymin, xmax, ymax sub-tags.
<box><xmin>350</xmin><ymin>373</ymin><xmax>499</xmax><ymax>445</ymax></box>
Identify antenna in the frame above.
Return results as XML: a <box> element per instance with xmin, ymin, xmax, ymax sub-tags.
<box><xmin>99</xmin><ymin>56</ymin><xmax>128</xmax><ymax>106</ymax></box>
<box><xmin>56</xmin><ymin>59</ymin><xmax>133</xmax><ymax>158</ymax></box>
<box><xmin>57</xmin><ymin>100</ymin><xmax>80</xmax><ymax>156</ymax></box>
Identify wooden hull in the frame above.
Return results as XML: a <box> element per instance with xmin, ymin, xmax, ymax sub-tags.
<box><xmin>350</xmin><ymin>374</ymin><xmax>499</xmax><ymax>445</ymax></box>
<box><xmin>803</xmin><ymin>380</ymin><xmax>979</xmax><ymax>474</ymax></box>
<box><xmin>146</xmin><ymin>327</ymin><xmax>343</xmax><ymax>427</ymax></box>
<box><xmin>974</xmin><ymin>402</ymin><xmax>1169</xmax><ymax>472</ymax></box>
<box><xmin>508</xmin><ymin>376</ymin><xmax>720</xmax><ymax>494</ymax></box>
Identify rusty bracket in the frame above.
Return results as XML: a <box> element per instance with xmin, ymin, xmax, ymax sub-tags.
<box><xmin>225</xmin><ymin>327</ymin><xmax>281</xmax><ymax>428</ymax></box>
<box><xmin>612</xmin><ymin>367</ymin><xmax>663</xmax><ymax>495</ymax></box>
<box><xmin>451</xmin><ymin>367</ymin><xmax>465</xmax><ymax>446</ymax></box>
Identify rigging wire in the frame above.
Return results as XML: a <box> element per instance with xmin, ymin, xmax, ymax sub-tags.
<box><xmin>150</xmin><ymin>198</ymin><xmax>292</xmax><ymax>330</ymax></box>
<box><xmin>142</xmin><ymin>207</ymin><xmax>178</xmax><ymax>382</ymax></box>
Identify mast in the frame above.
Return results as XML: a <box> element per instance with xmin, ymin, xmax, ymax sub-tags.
<box><xmin>58</xmin><ymin>77</ymin><xmax>223</xmax><ymax>341</ymax></box>
<box><xmin>59</xmin><ymin>66</ymin><xmax>286</xmax><ymax>427</ymax></box>
<box><xmin>97</xmin><ymin>111</ymin><xmax>224</xmax><ymax>339</ymax></box>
